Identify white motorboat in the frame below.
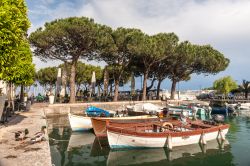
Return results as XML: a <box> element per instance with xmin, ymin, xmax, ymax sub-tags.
<box><xmin>127</xmin><ymin>103</ymin><xmax>163</xmax><ymax>116</ymax></box>
<box><xmin>68</xmin><ymin>113</ymin><xmax>92</xmax><ymax>131</ymax></box>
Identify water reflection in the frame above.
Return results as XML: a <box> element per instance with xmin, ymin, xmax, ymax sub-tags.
<box><xmin>47</xmin><ymin>115</ymin><xmax>250</xmax><ymax>166</ymax></box>
<box><xmin>107</xmin><ymin>140</ymin><xmax>231</xmax><ymax>166</ymax></box>
<box><xmin>48</xmin><ymin>126</ymin><xmax>233</xmax><ymax>166</ymax></box>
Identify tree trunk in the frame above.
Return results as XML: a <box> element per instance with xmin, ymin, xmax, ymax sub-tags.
<box><xmin>97</xmin><ymin>85</ymin><xmax>101</xmax><ymax>97</ymax></box>
<box><xmin>109</xmin><ymin>83</ymin><xmax>113</xmax><ymax>96</ymax></box>
<box><xmin>146</xmin><ymin>78</ymin><xmax>156</xmax><ymax>95</ymax></box>
<box><xmin>103</xmin><ymin>68</ymin><xmax>109</xmax><ymax>97</ymax></box>
<box><xmin>69</xmin><ymin>61</ymin><xmax>77</xmax><ymax>103</ymax></box>
<box><xmin>113</xmin><ymin>79</ymin><xmax>120</xmax><ymax>101</ymax></box>
<box><xmin>171</xmin><ymin>79</ymin><xmax>177</xmax><ymax>100</ymax></box>
<box><xmin>156</xmin><ymin>79</ymin><xmax>163</xmax><ymax>100</ymax></box>
<box><xmin>131</xmin><ymin>72</ymin><xmax>135</xmax><ymax>96</ymax></box>
<box><xmin>20</xmin><ymin>85</ymin><xmax>24</xmax><ymax>102</ymax></box>
<box><xmin>61</xmin><ymin>64</ymin><xmax>67</xmax><ymax>98</ymax></box>
<box><xmin>245</xmin><ymin>91</ymin><xmax>248</xmax><ymax>99</ymax></box>
<box><xmin>7</xmin><ymin>82</ymin><xmax>14</xmax><ymax>111</ymax></box>
<box><xmin>142</xmin><ymin>70</ymin><xmax>149</xmax><ymax>101</ymax></box>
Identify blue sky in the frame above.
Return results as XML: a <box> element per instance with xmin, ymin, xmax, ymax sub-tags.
<box><xmin>26</xmin><ymin>0</ymin><xmax>250</xmax><ymax>90</ymax></box>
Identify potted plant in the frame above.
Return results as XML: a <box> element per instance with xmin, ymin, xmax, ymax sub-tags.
<box><xmin>49</xmin><ymin>92</ymin><xmax>55</xmax><ymax>104</ymax></box>
<box><xmin>24</xmin><ymin>92</ymin><xmax>28</xmax><ymax>102</ymax></box>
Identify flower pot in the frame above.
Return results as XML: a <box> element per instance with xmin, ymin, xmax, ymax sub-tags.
<box><xmin>49</xmin><ymin>95</ymin><xmax>55</xmax><ymax>104</ymax></box>
<box><xmin>24</xmin><ymin>96</ymin><xmax>28</xmax><ymax>102</ymax></box>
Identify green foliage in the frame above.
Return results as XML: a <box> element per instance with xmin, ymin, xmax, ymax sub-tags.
<box><xmin>238</xmin><ymin>80</ymin><xmax>250</xmax><ymax>99</ymax></box>
<box><xmin>0</xmin><ymin>0</ymin><xmax>34</xmax><ymax>85</ymax></box>
<box><xmin>128</xmin><ymin>32</ymin><xmax>179</xmax><ymax>100</ymax></box>
<box><xmin>213</xmin><ymin>76</ymin><xmax>238</xmax><ymax>95</ymax></box>
<box><xmin>29</xmin><ymin>17</ymin><xmax>102</xmax><ymax>103</ymax></box>
<box><xmin>29</xmin><ymin>15</ymin><xmax>230</xmax><ymax>102</ymax></box>
<box><xmin>36</xmin><ymin>67</ymin><xmax>58</xmax><ymax>89</ymax></box>
<box><xmin>58</xmin><ymin>62</ymin><xmax>103</xmax><ymax>90</ymax></box>
<box><xmin>98</xmin><ymin>27</ymin><xmax>144</xmax><ymax>101</ymax></box>
<box><xmin>75</xmin><ymin>62</ymin><xmax>103</xmax><ymax>87</ymax></box>
<box><xmin>29</xmin><ymin>17</ymin><xmax>99</xmax><ymax>62</ymax></box>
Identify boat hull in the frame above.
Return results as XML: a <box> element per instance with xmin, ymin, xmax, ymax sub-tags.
<box><xmin>107</xmin><ymin>125</ymin><xmax>229</xmax><ymax>149</ymax></box>
<box><xmin>68</xmin><ymin>113</ymin><xmax>92</xmax><ymax>131</ymax></box>
<box><xmin>91</xmin><ymin>115</ymin><xmax>159</xmax><ymax>137</ymax></box>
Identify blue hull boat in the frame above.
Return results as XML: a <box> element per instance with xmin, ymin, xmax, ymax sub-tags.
<box><xmin>86</xmin><ymin>106</ymin><xmax>110</xmax><ymax>117</ymax></box>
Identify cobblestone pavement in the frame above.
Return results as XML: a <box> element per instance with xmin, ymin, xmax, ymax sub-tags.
<box><xmin>0</xmin><ymin>104</ymin><xmax>52</xmax><ymax>166</ymax></box>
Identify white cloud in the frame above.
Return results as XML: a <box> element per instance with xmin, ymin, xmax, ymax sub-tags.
<box><xmin>28</xmin><ymin>0</ymin><xmax>250</xmax><ymax>89</ymax></box>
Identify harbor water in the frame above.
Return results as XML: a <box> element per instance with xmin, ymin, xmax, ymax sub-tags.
<box><xmin>47</xmin><ymin>112</ymin><xmax>250</xmax><ymax>166</ymax></box>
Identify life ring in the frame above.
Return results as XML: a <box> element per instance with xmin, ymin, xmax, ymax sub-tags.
<box><xmin>162</xmin><ymin>122</ymin><xmax>173</xmax><ymax>129</ymax></box>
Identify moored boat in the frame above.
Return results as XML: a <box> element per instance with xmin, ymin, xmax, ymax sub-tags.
<box><xmin>107</xmin><ymin>120</ymin><xmax>229</xmax><ymax>149</ymax></box>
<box><xmin>127</xmin><ymin>103</ymin><xmax>163</xmax><ymax>116</ymax></box>
<box><xmin>167</xmin><ymin>105</ymin><xmax>207</xmax><ymax>117</ymax></box>
<box><xmin>91</xmin><ymin>115</ymin><xmax>161</xmax><ymax>137</ymax></box>
<box><xmin>68</xmin><ymin>113</ymin><xmax>92</xmax><ymax>131</ymax></box>
<box><xmin>68</xmin><ymin>106</ymin><xmax>111</xmax><ymax>131</ymax></box>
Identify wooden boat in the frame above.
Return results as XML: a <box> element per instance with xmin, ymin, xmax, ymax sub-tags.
<box><xmin>91</xmin><ymin>115</ymin><xmax>159</xmax><ymax>137</ymax></box>
<box><xmin>68</xmin><ymin>113</ymin><xmax>93</xmax><ymax>131</ymax></box>
<box><xmin>107</xmin><ymin>120</ymin><xmax>229</xmax><ymax>149</ymax></box>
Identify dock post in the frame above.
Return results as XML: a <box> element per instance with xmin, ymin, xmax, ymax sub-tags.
<box><xmin>200</xmin><ymin>132</ymin><xmax>207</xmax><ymax>145</ymax></box>
<box><xmin>167</xmin><ymin>135</ymin><xmax>172</xmax><ymax>150</ymax></box>
<box><xmin>217</xmin><ymin>129</ymin><xmax>225</xmax><ymax>141</ymax></box>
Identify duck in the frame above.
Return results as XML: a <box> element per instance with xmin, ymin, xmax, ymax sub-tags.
<box><xmin>15</xmin><ymin>129</ymin><xmax>29</xmax><ymax>142</ymax></box>
<box><xmin>30</xmin><ymin>126</ymin><xmax>47</xmax><ymax>144</ymax></box>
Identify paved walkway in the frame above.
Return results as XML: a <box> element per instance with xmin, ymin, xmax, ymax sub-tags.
<box><xmin>0</xmin><ymin>104</ymin><xmax>52</xmax><ymax>166</ymax></box>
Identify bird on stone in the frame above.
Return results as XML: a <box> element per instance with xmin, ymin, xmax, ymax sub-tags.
<box><xmin>30</xmin><ymin>126</ymin><xmax>46</xmax><ymax>144</ymax></box>
<box><xmin>15</xmin><ymin>129</ymin><xmax>29</xmax><ymax>143</ymax></box>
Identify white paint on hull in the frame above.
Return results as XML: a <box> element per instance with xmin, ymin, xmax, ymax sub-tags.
<box><xmin>107</xmin><ymin>128</ymin><xmax>229</xmax><ymax>149</ymax></box>
<box><xmin>68</xmin><ymin>113</ymin><xmax>92</xmax><ymax>131</ymax></box>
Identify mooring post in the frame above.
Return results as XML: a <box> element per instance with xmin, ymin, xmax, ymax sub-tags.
<box><xmin>167</xmin><ymin>135</ymin><xmax>172</xmax><ymax>150</ymax></box>
<box><xmin>218</xmin><ymin>129</ymin><xmax>225</xmax><ymax>141</ymax></box>
<box><xmin>200</xmin><ymin>132</ymin><xmax>207</xmax><ymax>145</ymax></box>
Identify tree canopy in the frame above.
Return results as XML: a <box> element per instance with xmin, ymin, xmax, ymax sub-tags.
<box><xmin>29</xmin><ymin>16</ymin><xmax>230</xmax><ymax>102</ymax></box>
<box><xmin>29</xmin><ymin>17</ymin><xmax>104</xmax><ymax>103</ymax></box>
<box><xmin>128</xmin><ymin>32</ymin><xmax>179</xmax><ymax>100</ymax></box>
<box><xmin>36</xmin><ymin>67</ymin><xmax>58</xmax><ymax>92</ymax></box>
<box><xmin>213</xmin><ymin>76</ymin><xmax>237</xmax><ymax>96</ymax></box>
<box><xmin>98</xmin><ymin>27</ymin><xmax>143</xmax><ymax>101</ymax></box>
<box><xmin>238</xmin><ymin>80</ymin><xmax>250</xmax><ymax>99</ymax></box>
<box><xmin>0</xmin><ymin>0</ymin><xmax>34</xmax><ymax>85</ymax></box>
<box><xmin>166</xmin><ymin>42</ymin><xmax>230</xmax><ymax>99</ymax></box>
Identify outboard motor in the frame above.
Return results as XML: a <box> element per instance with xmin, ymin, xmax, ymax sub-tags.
<box><xmin>212</xmin><ymin>114</ymin><xmax>225</xmax><ymax>123</ymax></box>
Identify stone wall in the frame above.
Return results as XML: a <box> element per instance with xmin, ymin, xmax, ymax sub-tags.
<box><xmin>44</xmin><ymin>100</ymin><xmax>166</xmax><ymax>116</ymax></box>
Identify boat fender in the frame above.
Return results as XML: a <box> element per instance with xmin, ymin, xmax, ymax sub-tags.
<box><xmin>162</xmin><ymin>122</ymin><xmax>173</xmax><ymax>129</ymax></box>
